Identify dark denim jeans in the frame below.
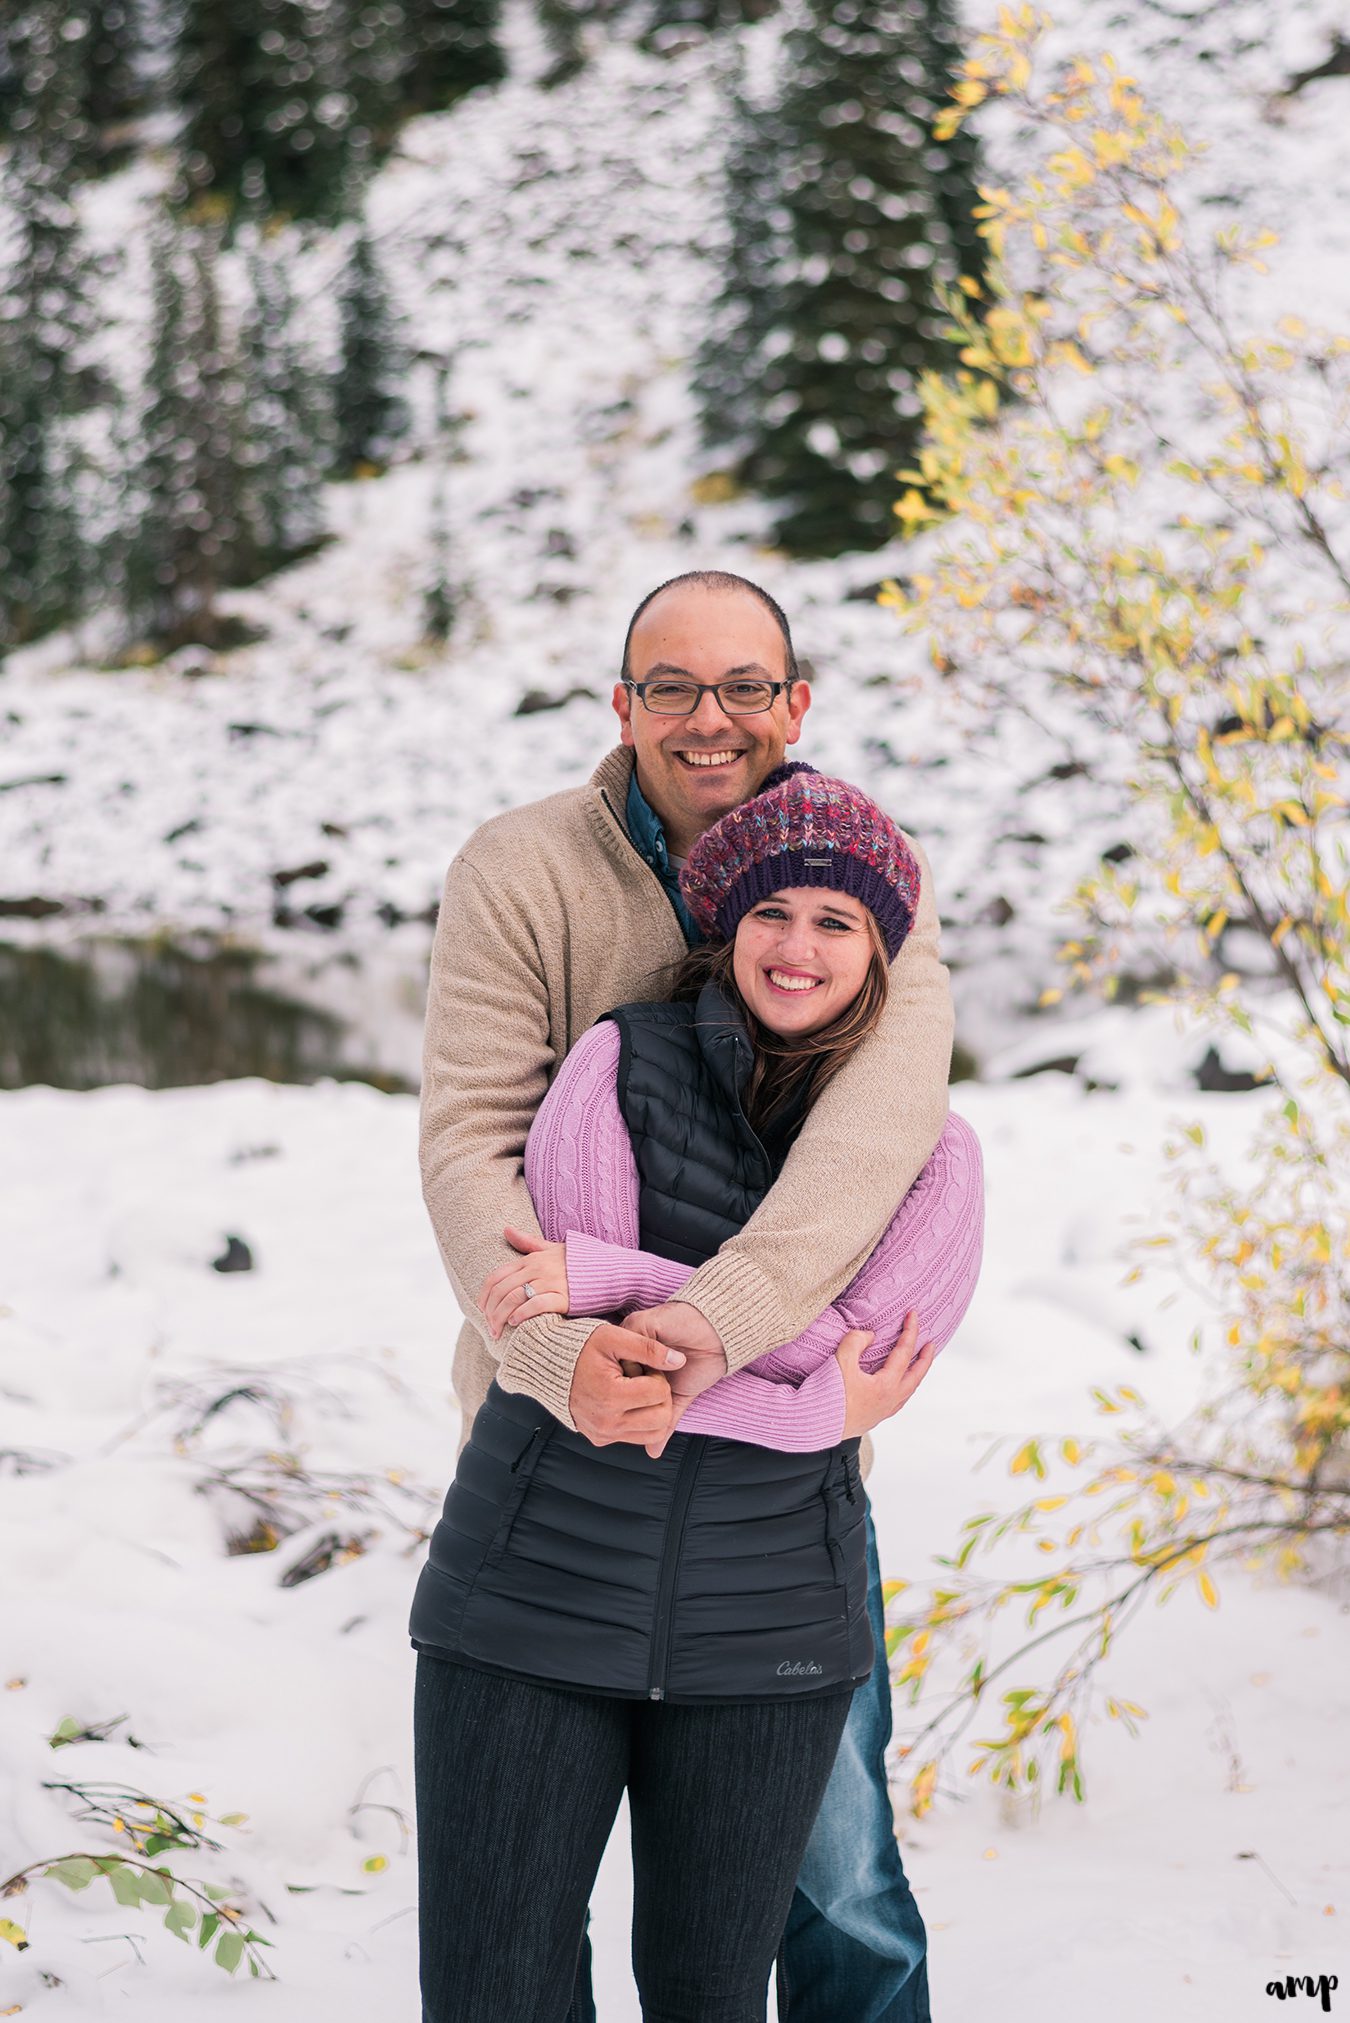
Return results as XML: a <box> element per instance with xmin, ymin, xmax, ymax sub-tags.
<box><xmin>414</xmin><ymin>1653</ymin><xmax>854</xmax><ymax>2023</ymax></box>
<box><xmin>569</xmin><ymin>1506</ymin><xmax>931</xmax><ymax>2023</ymax></box>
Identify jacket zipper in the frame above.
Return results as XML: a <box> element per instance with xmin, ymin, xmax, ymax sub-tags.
<box><xmin>646</xmin><ymin>1437</ymin><xmax>705</xmax><ymax>1701</ymax></box>
<box><xmin>510</xmin><ymin>1425</ymin><xmax>545</xmax><ymax>1474</ymax></box>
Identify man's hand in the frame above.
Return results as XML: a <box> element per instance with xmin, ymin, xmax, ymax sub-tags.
<box><xmin>838</xmin><ymin>1311</ymin><xmax>938</xmax><ymax>1438</ymax></box>
<box><xmin>568</xmin><ymin>1320</ymin><xmax>688</xmax><ymax>1449</ymax></box>
<box><xmin>615</xmin><ymin>1303</ymin><xmax>729</xmax><ymax>1458</ymax></box>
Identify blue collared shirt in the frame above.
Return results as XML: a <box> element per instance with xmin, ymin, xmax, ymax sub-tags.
<box><xmin>626</xmin><ymin>766</ymin><xmax>702</xmax><ymax>948</ymax></box>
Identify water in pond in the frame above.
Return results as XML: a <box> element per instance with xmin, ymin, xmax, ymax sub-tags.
<box><xmin>0</xmin><ymin>934</ymin><xmax>428</xmax><ymax>1092</ymax></box>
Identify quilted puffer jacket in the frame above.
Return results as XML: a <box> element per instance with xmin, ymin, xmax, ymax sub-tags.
<box><xmin>407</xmin><ymin>978</ymin><xmax>872</xmax><ymax>1704</ymax></box>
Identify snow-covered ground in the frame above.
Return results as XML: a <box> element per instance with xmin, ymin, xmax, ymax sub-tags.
<box><xmin>2</xmin><ymin>1054</ymin><xmax>1346</xmax><ymax>2018</ymax></box>
<box><xmin>4</xmin><ymin>0</ymin><xmax>1350</xmax><ymax>2011</ymax></box>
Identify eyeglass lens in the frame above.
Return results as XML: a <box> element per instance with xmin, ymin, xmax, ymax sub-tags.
<box><xmin>643</xmin><ymin>680</ymin><xmax>776</xmax><ymax>715</ymax></box>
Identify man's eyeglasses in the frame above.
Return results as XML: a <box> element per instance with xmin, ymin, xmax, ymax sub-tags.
<box><xmin>623</xmin><ymin>677</ymin><xmax>794</xmax><ymax>717</ymax></box>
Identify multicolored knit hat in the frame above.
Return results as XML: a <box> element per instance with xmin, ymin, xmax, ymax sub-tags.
<box><xmin>678</xmin><ymin>761</ymin><xmax>921</xmax><ymax>962</ymax></box>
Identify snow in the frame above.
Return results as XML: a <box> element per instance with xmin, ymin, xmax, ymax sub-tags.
<box><xmin>3</xmin><ymin>0</ymin><xmax>1349</xmax><ymax>2012</ymax></box>
<box><xmin>2</xmin><ymin>1058</ymin><xmax>1345</xmax><ymax>2016</ymax></box>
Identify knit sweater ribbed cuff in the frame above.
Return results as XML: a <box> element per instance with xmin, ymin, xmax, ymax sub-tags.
<box><xmin>494</xmin><ymin>1313</ymin><xmax>599</xmax><ymax>1432</ymax></box>
<box><xmin>671</xmin><ymin>1250</ymin><xmax>790</xmax><ymax>1378</ymax></box>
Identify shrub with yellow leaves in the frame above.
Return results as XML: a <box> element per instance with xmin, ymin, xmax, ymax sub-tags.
<box><xmin>879</xmin><ymin>6</ymin><xmax>1350</xmax><ymax>1816</ymax></box>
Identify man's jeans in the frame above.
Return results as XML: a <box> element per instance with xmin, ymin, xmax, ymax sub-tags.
<box><xmin>569</xmin><ymin>1504</ymin><xmax>931</xmax><ymax>2023</ymax></box>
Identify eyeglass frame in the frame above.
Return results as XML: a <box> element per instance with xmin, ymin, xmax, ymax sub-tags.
<box><xmin>621</xmin><ymin>675</ymin><xmax>797</xmax><ymax>717</ymax></box>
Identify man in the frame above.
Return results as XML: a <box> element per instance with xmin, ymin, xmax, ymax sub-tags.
<box><xmin>418</xmin><ymin>568</ymin><xmax>952</xmax><ymax>2022</ymax></box>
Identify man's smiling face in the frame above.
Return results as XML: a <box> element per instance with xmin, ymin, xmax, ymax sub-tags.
<box><xmin>612</xmin><ymin>583</ymin><xmax>811</xmax><ymax>856</ymax></box>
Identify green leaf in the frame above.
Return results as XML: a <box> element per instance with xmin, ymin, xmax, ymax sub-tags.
<box><xmin>136</xmin><ymin>1868</ymin><xmax>172</xmax><ymax>1906</ymax></box>
<box><xmin>165</xmin><ymin>1899</ymin><xmax>197</xmax><ymax>1943</ymax></box>
<box><xmin>198</xmin><ymin>1912</ymin><xmax>221</xmax><ymax>1950</ymax></box>
<box><xmin>143</xmin><ymin>1834</ymin><xmax>176</xmax><ymax>1856</ymax></box>
<box><xmin>215</xmin><ymin>1929</ymin><xmax>245</xmax><ymax>1974</ymax></box>
<box><xmin>107</xmin><ymin>1865</ymin><xmax>144</xmax><ymax>1910</ymax></box>
<box><xmin>45</xmin><ymin>1858</ymin><xmax>98</xmax><ymax>1891</ymax></box>
<box><xmin>200</xmin><ymin>1883</ymin><xmax>232</xmax><ymax>1900</ymax></box>
<box><xmin>49</xmin><ymin>1717</ymin><xmax>83</xmax><ymax>1747</ymax></box>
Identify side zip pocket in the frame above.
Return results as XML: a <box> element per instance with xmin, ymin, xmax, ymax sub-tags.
<box><xmin>481</xmin><ymin>1421</ymin><xmax>552</xmax><ymax>1574</ymax></box>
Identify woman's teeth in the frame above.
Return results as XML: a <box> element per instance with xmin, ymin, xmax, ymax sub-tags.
<box><xmin>677</xmin><ymin>749</ymin><xmax>741</xmax><ymax>767</ymax></box>
<box><xmin>767</xmin><ymin>970</ymin><xmax>820</xmax><ymax>992</ymax></box>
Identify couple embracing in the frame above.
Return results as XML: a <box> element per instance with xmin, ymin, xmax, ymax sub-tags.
<box><xmin>409</xmin><ymin>568</ymin><xmax>985</xmax><ymax>2022</ymax></box>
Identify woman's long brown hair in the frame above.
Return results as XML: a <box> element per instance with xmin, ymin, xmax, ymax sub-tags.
<box><xmin>654</xmin><ymin>909</ymin><xmax>891</xmax><ymax>1140</ymax></box>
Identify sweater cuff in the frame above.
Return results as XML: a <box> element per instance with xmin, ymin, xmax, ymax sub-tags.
<box><xmin>673</xmin><ymin>1251</ymin><xmax>789</xmax><ymax>1378</ymax></box>
<box><xmin>494</xmin><ymin>1313</ymin><xmax>599</xmax><ymax>1432</ymax></box>
<box><xmin>565</xmin><ymin>1231</ymin><xmax>691</xmax><ymax>1314</ymax></box>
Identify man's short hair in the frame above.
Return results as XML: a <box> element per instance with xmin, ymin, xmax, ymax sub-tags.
<box><xmin>620</xmin><ymin>570</ymin><xmax>799</xmax><ymax>685</ymax></box>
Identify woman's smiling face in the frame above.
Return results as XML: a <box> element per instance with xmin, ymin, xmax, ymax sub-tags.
<box><xmin>732</xmin><ymin>886</ymin><xmax>876</xmax><ymax>1036</ymax></box>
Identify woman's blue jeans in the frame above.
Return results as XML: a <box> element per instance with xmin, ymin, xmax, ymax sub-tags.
<box><xmin>568</xmin><ymin>1505</ymin><xmax>931</xmax><ymax>2023</ymax></box>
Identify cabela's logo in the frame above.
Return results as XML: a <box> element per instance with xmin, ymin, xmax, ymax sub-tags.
<box><xmin>776</xmin><ymin>1659</ymin><xmax>824</xmax><ymax>1677</ymax></box>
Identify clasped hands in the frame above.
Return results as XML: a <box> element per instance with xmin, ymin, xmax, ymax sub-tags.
<box><xmin>477</xmin><ymin>1224</ymin><xmax>937</xmax><ymax>1459</ymax></box>
<box><xmin>477</xmin><ymin>1225</ymin><xmax>720</xmax><ymax>1457</ymax></box>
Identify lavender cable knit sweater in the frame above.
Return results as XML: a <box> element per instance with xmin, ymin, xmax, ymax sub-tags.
<box><xmin>523</xmin><ymin>1019</ymin><xmax>985</xmax><ymax>1452</ymax></box>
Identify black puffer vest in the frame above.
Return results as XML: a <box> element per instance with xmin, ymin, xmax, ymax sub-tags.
<box><xmin>408</xmin><ymin>978</ymin><xmax>873</xmax><ymax>1704</ymax></box>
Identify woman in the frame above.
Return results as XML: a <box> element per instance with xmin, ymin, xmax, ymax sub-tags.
<box><xmin>408</xmin><ymin>761</ymin><xmax>984</xmax><ymax>2023</ymax></box>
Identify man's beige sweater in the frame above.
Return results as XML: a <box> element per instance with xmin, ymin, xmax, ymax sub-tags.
<box><xmin>419</xmin><ymin>742</ymin><xmax>955</xmax><ymax>1482</ymax></box>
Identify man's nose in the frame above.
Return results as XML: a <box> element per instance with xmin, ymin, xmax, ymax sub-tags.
<box><xmin>685</xmin><ymin>687</ymin><xmax>730</xmax><ymax>734</ymax></box>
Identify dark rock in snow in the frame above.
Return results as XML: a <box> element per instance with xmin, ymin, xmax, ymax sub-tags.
<box><xmin>272</xmin><ymin>860</ymin><xmax>330</xmax><ymax>887</ymax></box>
<box><xmin>213</xmin><ymin>1234</ymin><xmax>255</xmax><ymax>1273</ymax></box>
<box><xmin>1194</xmin><ymin>1045</ymin><xmax>1272</xmax><ymax>1094</ymax></box>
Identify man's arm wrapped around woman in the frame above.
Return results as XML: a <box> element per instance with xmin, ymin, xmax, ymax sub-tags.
<box><xmin>524</xmin><ymin>1020</ymin><xmax>985</xmax><ymax>1453</ymax></box>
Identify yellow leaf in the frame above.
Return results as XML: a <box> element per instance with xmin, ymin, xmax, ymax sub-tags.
<box><xmin>1198</xmin><ymin>1572</ymin><xmax>1219</xmax><ymax>1610</ymax></box>
<box><xmin>0</xmin><ymin>1919</ymin><xmax>26</xmax><ymax>1948</ymax></box>
<box><xmin>895</xmin><ymin>489</ymin><xmax>939</xmax><ymax>526</ymax></box>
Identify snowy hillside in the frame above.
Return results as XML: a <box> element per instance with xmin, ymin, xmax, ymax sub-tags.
<box><xmin>0</xmin><ymin>0</ymin><xmax>1342</xmax><ymax>1071</ymax></box>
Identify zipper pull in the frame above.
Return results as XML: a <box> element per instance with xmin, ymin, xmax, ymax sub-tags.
<box><xmin>649</xmin><ymin>1686</ymin><xmax>665</xmax><ymax>1702</ymax></box>
<box><xmin>510</xmin><ymin>1426</ymin><xmax>542</xmax><ymax>1474</ymax></box>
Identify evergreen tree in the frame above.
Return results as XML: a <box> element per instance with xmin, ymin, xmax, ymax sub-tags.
<box><xmin>338</xmin><ymin>0</ymin><xmax>411</xmax><ymax>157</ymax></box>
<box><xmin>697</xmin><ymin>0</ymin><xmax>987</xmax><ymax>557</ymax></box>
<box><xmin>421</xmin><ymin>356</ymin><xmax>456</xmax><ymax>640</ymax></box>
<box><xmin>174</xmin><ymin>0</ymin><xmax>355</xmax><ymax>224</ymax></box>
<box><xmin>397</xmin><ymin>0</ymin><xmax>505</xmax><ymax>115</ymax></box>
<box><xmin>1</xmin><ymin>2</ymin><xmax>143</xmax><ymax>168</ymax></box>
<box><xmin>80</xmin><ymin>0</ymin><xmax>145</xmax><ymax>163</ymax></box>
<box><xmin>332</xmin><ymin>226</ymin><xmax>410</xmax><ymax>475</ymax></box>
<box><xmin>535</xmin><ymin>0</ymin><xmax>623</xmax><ymax>85</ymax></box>
<box><xmin>238</xmin><ymin>223</ymin><xmax>331</xmax><ymax>575</ymax></box>
<box><xmin>120</xmin><ymin>210</ymin><xmax>249</xmax><ymax>648</ymax></box>
<box><xmin>0</xmin><ymin>3</ymin><xmax>96</xmax><ymax>652</ymax></box>
<box><xmin>640</xmin><ymin>0</ymin><xmax>776</xmax><ymax>47</ymax></box>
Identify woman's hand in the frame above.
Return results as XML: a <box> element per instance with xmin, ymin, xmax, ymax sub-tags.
<box><xmin>837</xmin><ymin>1311</ymin><xmax>938</xmax><ymax>1439</ymax></box>
<box><xmin>477</xmin><ymin>1226</ymin><xmax>570</xmax><ymax>1340</ymax></box>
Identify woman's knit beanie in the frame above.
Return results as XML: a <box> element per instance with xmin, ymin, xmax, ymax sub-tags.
<box><xmin>678</xmin><ymin>760</ymin><xmax>921</xmax><ymax>962</ymax></box>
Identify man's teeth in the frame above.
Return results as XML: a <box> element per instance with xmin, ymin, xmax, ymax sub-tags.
<box><xmin>768</xmin><ymin>970</ymin><xmax>820</xmax><ymax>992</ymax></box>
<box><xmin>677</xmin><ymin>750</ymin><xmax>741</xmax><ymax>767</ymax></box>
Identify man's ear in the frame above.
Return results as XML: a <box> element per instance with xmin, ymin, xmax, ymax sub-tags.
<box><xmin>612</xmin><ymin>680</ymin><xmax>636</xmax><ymax>747</ymax></box>
<box><xmin>784</xmin><ymin>680</ymin><xmax>812</xmax><ymax>747</ymax></box>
